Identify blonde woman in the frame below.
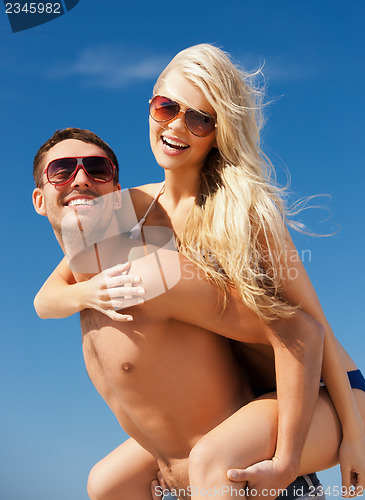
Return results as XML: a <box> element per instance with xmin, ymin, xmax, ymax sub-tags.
<box><xmin>33</xmin><ymin>44</ymin><xmax>365</xmax><ymax>500</ymax></box>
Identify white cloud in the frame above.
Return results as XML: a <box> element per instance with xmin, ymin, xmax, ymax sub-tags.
<box><xmin>235</xmin><ymin>52</ymin><xmax>319</xmax><ymax>85</ymax></box>
<box><xmin>46</xmin><ymin>44</ymin><xmax>169</xmax><ymax>89</ymax></box>
<box><xmin>264</xmin><ymin>60</ymin><xmax>317</xmax><ymax>84</ymax></box>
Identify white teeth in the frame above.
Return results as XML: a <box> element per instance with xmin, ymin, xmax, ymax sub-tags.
<box><xmin>68</xmin><ymin>198</ymin><xmax>94</xmax><ymax>207</ymax></box>
<box><xmin>162</xmin><ymin>136</ymin><xmax>189</xmax><ymax>149</ymax></box>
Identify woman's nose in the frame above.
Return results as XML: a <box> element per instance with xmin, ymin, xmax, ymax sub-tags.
<box><xmin>168</xmin><ymin>111</ymin><xmax>187</xmax><ymax>133</ymax></box>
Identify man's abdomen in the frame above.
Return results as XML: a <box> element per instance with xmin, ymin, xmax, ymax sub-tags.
<box><xmin>80</xmin><ymin>309</ymin><xmax>252</xmax><ymax>461</ymax></box>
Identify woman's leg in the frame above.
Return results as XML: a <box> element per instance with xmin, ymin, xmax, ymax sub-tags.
<box><xmin>87</xmin><ymin>437</ymin><xmax>159</xmax><ymax>500</ymax></box>
<box><xmin>189</xmin><ymin>388</ymin><xmax>365</xmax><ymax>499</ymax></box>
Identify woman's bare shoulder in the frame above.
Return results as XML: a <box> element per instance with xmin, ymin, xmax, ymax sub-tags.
<box><xmin>128</xmin><ymin>182</ymin><xmax>164</xmax><ymax>211</ymax></box>
<box><xmin>129</xmin><ymin>181</ymin><xmax>164</xmax><ymax>195</ymax></box>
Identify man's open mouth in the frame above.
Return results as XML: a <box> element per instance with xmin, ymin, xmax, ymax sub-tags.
<box><xmin>66</xmin><ymin>198</ymin><xmax>96</xmax><ymax>207</ymax></box>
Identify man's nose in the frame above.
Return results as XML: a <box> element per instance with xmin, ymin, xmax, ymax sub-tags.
<box><xmin>70</xmin><ymin>165</ymin><xmax>90</xmax><ymax>188</ymax></box>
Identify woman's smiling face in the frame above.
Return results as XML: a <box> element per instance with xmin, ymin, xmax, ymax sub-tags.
<box><xmin>149</xmin><ymin>70</ymin><xmax>217</xmax><ymax>175</ymax></box>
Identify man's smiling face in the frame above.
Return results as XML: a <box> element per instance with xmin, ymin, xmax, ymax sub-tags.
<box><xmin>32</xmin><ymin>139</ymin><xmax>121</xmax><ymax>249</ymax></box>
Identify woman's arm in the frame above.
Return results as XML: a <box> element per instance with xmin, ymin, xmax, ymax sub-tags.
<box><xmin>163</xmin><ymin>256</ymin><xmax>325</xmax><ymax>487</ymax></box>
<box><xmin>162</xmin><ymin>251</ymin><xmax>361</xmax><ymax>493</ymax></box>
<box><xmin>266</xmin><ymin>228</ymin><xmax>365</xmax><ymax>492</ymax></box>
<box><xmin>34</xmin><ymin>257</ymin><xmax>144</xmax><ymax>321</ymax></box>
<box><xmin>34</xmin><ymin>257</ymin><xmax>80</xmax><ymax>318</ymax></box>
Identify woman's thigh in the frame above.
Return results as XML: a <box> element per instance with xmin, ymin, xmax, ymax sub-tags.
<box><xmin>190</xmin><ymin>388</ymin><xmax>348</xmax><ymax>477</ymax></box>
<box><xmin>87</xmin><ymin>437</ymin><xmax>159</xmax><ymax>500</ymax></box>
<box><xmin>301</xmin><ymin>387</ymin><xmax>365</xmax><ymax>472</ymax></box>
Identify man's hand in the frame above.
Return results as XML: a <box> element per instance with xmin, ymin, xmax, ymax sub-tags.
<box><xmin>151</xmin><ymin>471</ymin><xmax>169</xmax><ymax>499</ymax></box>
<box><xmin>227</xmin><ymin>457</ymin><xmax>297</xmax><ymax>499</ymax></box>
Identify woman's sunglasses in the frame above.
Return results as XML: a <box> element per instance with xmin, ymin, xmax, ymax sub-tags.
<box><xmin>42</xmin><ymin>156</ymin><xmax>116</xmax><ymax>187</ymax></box>
<box><xmin>149</xmin><ymin>95</ymin><xmax>216</xmax><ymax>137</ymax></box>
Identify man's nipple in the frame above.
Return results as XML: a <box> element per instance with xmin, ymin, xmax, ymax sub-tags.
<box><xmin>121</xmin><ymin>362</ymin><xmax>135</xmax><ymax>374</ymax></box>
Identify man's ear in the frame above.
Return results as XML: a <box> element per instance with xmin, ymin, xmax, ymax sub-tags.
<box><xmin>32</xmin><ymin>188</ymin><xmax>47</xmax><ymax>216</ymax></box>
<box><xmin>113</xmin><ymin>183</ymin><xmax>122</xmax><ymax>210</ymax></box>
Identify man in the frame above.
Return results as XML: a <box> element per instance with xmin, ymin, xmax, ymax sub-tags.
<box><xmin>32</xmin><ymin>128</ymin><xmax>325</xmax><ymax>500</ymax></box>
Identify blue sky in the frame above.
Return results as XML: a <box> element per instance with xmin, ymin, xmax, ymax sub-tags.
<box><xmin>1</xmin><ymin>1</ymin><xmax>364</xmax><ymax>499</ymax></box>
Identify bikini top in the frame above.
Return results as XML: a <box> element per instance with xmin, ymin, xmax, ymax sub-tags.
<box><xmin>129</xmin><ymin>182</ymin><xmax>165</xmax><ymax>240</ymax></box>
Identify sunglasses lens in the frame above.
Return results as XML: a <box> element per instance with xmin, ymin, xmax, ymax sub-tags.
<box><xmin>149</xmin><ymin>95</ymin><xmax>216</xmax><ymax>137</ymax></box>
<box><xmin>47</xmin><ymin>158</ymin><xmax>77</xmax><ymax>185</ymax></box>
<box><xmin>83</xmin><ymin>157</ymin><xmax>114</xmax><ymax>182</ymax></box>
<box><xmin>150</xmin><ymin>96</ymin><xmax>180</xmax><ymax>122</ymax></box>
<box><xmin>47</xmin><ymin>157</ymin><xmax>114</xmax><ymax>185</ymax></box>
<box><xmin>186</xmin><ymin>109</ymin><xmax>216</xmax><ymax>137</ymax></box>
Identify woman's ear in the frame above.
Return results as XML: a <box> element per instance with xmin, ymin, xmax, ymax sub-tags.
<box><xmin>32</xmin><ymin>188</ymin><xmax>47</xmax><ymax>216</ymax></box>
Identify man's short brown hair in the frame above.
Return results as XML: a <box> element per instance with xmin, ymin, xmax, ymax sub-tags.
<box><xmin>33</xmin><ymin>128</ymin><xmax>119</xmax><ymax>187</ymax></box>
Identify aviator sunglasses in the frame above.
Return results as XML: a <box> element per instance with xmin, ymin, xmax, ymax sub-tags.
<box><xmin>41</xmin><ymin>156</ymin><xmax>116</xmax><ymax>186</ymax></box>
<box><xmin>149</xmin><ymin>95</ymin><xmax>217</xmax><ymax>137</ymax></box>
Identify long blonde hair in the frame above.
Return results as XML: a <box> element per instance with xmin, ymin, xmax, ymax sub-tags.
<box><xmin>154</xmin><ymin>44</ymin><xmax>296</xmax><ymax>321</ymax></box>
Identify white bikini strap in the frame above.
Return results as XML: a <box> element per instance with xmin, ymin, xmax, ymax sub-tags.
<box><xmin>138</xmin><ymin>181</ymin><xmax>165</xmax><ymax>225</ymax></box>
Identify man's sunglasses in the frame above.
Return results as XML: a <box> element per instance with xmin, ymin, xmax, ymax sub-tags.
<box><xmin>41</xmin><ymin>156</ymin><xmax>116</xmax><ymax>186</ymax></box>
<box><xmin>149</xmin><ymin>95</ymin><xmax>216</xmax><ymax>137</ymax></box>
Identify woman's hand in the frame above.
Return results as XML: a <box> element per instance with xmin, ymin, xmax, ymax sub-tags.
<box><xmin>81</xmin><ymin>262</ymin><xmax>144</xmax><ymax>321</ymax></box>
<box><xmin>339</xmin><ymin>434</ymin><xmax>365</xmax><ymax>497</ymax></box>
